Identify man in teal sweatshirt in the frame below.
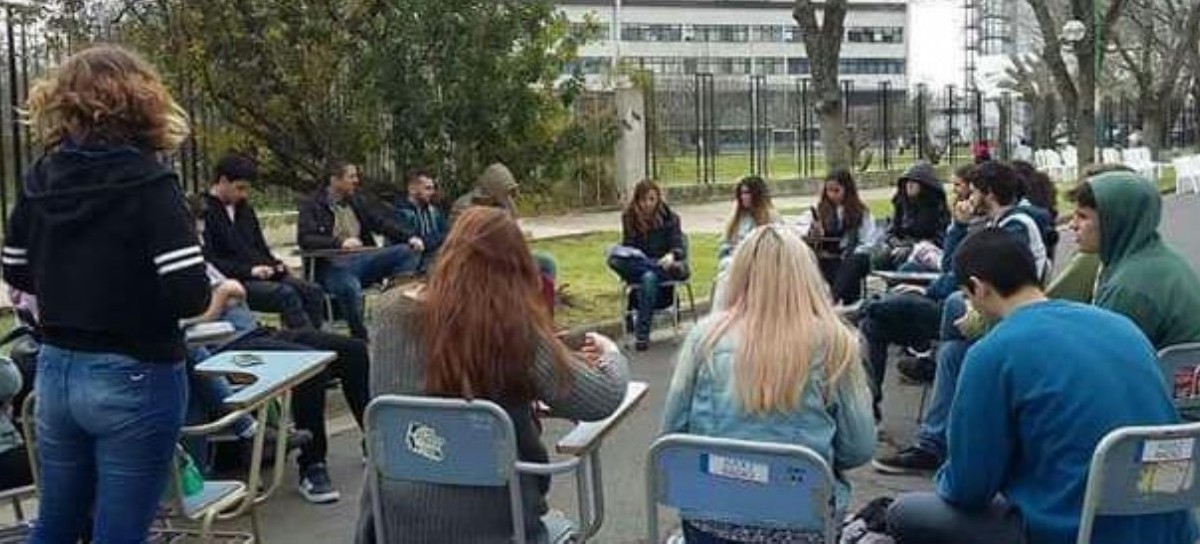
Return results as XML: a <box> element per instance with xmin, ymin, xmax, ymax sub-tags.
<box><xmin>1069</xmin><ymin>172</ymin><xmax>1200</xmax><ymax>349</ymax></box>
<box><xmin>888</xmin><ymin>229</ymin><xmax>1196</xmax><ymax>544</ymax></box>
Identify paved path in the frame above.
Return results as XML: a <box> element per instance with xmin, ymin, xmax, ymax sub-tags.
<box><xmin>519</xmin><ymin>187</ymin><xmax>897</xmax><ymax>239</ymax></box>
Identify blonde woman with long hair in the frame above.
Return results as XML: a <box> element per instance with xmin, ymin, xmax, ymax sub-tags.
<box><xmin>662</xmin><ymin>225</ymin><xmax>876</xmax><ymax>543</ymax></box>
<box><xmin>2</xmin><ymin>45</ymin><xmax>210</xmax><ymax>543</ymax></box>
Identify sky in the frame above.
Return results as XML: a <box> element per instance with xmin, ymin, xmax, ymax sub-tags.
<box><xmin>908</xmin><ymin>0</ymin><xmax>967</xmax><ymax>88</ymax></box>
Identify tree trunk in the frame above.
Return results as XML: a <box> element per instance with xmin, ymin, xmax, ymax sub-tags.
<box><xmin>1075</xmin><ymin>43</ymin><xmax>1097</xmax><ymax>165</ymax></box>
<box><xmin>794</xmin><ymin>0</ymin><xmax>850</xmax><ymax>172</ymax></box>
<box><xmin>1140</xmin><ymin>97</ymin><xmax>1164</xmax><ymax>156</ymax></box>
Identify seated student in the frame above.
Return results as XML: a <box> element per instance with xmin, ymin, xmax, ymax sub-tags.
<box><xmin>0</xmin><ymin>354</ymin><xmax>31</xmax><ymax>492</ymax></box>
<box><xmin>665</xmin><ymin>225</ymin><xmax>875</xmax><ymax>543</ymax></box>
<box><xmin>452</xmin><ymin>162</ymin><xmax>562</xmax><ymax>313</ymax></box>
<box><xmin>607</xmin><ymin>179</ymin><xmax>689</xmax><ymax>351</ymax></box>
<box><xmin>297</xmin><ymin>160</ymin><xmax>421</xmax><ymax>340</ymax></box>
<box><xmin>877</xmin><ymin>162</ymin><xmax>950</xmax><ymax>271</ymax></box>
<box><xmin>196</xmin><ymin>266</ymin><xmax>370</xmax><ymax>504</ymax></box>
<box><xmin>806</xmin><ymin>169</ymin><xmax>876</xmax><ymax>305</ymax></box>
<box><xmin>717</xmin><ymin>175</ymin><xmax>778</xmax><ymax>261</ymax></box>
<box><xmin>1043</xmin><ymin>164</ymin><xmax>1134</xmax><ymax>304</ymax></box>
<box><xmin>203</xmin><ymin>153</ymin><xmax>326</xmax><ymax>330</ymax></box>
<box><xmin>1068</xmin><ymin>171</ymin><xmax>1200</xmax><ymax>349</ymax></box>
<box><xmin>887</xmin><ymin>229</ymin><xmax>1197</xmax><ymax>544</ymax></box>
<box><xmin>875</xmin><ymin>161</ymin><xmax>1050</xmax><ymax>474</ymax></box>
<box><xmin>356</xmin><ymin>207</ymin><xmax>628</xmax><ymax>544</ymax></box>
<box><xmin>1012</xmin><ymin>161</ymin><xmax>1060</xmax><ymax>258</ymax></box>
<box><xmin>393</xmin><ymin>169</ymin><xmax>448</xmax><ymax>273</ymax></box>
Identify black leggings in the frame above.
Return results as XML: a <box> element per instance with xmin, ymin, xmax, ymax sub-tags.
<box><xmin>0</xmin><ymin>445</ymin><xmax>33</xmax><ymax>491</ymax></box>
<box><xmin>221</xmin><ymin>330</ymin><xmax>369</xmax><ymax>469</ymax></box>
<box><xmin>818</xmin><ymin>253</ymin><xmax>872</xmax><ymax>304</ymax></box>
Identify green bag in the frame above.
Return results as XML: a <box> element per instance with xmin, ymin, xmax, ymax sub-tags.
<box><xmin>163</xmin><ymin>450</ymin><xmax>205</xmax><ymax>502</ymax></box>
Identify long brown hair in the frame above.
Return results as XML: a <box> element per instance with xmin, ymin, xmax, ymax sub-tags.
<box><xmin>25</xmin><ymin>44</ymin><xmax>189</xmax><ymax>151</ymax></box>
<box><xmin>723</xmin><ymin>175</ymin><xmax>776</xmax><ymax>242</ymax></box>
<box><xmin>418</xmin><ymin>207</ymin><xmax>569</xmax><ymax>401</ymax></box>
<box><xmin>624</xmin><ymin>179</ymin><xmax>665</xmax><ymax>235</ymax></box>
<box><xmin>818</xmin><ymin>169</ymin><xmax>867</xmax><ymax>231</ymax></box>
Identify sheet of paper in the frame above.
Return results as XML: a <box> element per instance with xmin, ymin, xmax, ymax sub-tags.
<box><xmin>705</xmin><ymin>454</ymin><xmax>770</xmax><ymax>484</ymax></box>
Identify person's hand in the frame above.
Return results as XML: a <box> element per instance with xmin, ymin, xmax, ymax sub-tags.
<box><xmin>408</xmin><ymin>236</ymin><xmax>425</xmax><ymax>253</ymax></box>
<box><xmin>578</xmin><ymin>333</ymin><xmax>613</xmax><ymax>368</ymax></box>
<box><xmin>658</xmin><ymin>253</ymin><xmax>676</xmax><ymax>268</ymax></box>
<box><xmin>891</xmin><ymin>283</ymin><xmax>927</xmax><ymax>296</ymax></box>
<box><xmin>341</xmin><ymin>237</ymin><xmax>364</xmax><ymax>249</ymax></box>
<box><xmin>217</xmin><ymin>279</ymin><xmax>246</xmax><ymax>300</ymax></box>
<box><xmin>953</xmin><ymin>199</ymin><xmax>974</xmax><ymax>223</ymax></box>
<box><xmin>251</xmin><ymin>265</ymin><xmax>274</xmax><ymax>280</ymax></box>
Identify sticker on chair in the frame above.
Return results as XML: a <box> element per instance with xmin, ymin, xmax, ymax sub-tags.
<box><xmin>703</xmin><ymin>454</ymin><xmax>769</xmax><ymax>484</ymax></box>
<box><xmin>406</xmin><ymin>422</ymin><xmax>446</xmax><ymax>462</ymax></box>
<box><xmin>1137</xmin><ymin>438</ymin><xmax>1196</xmax><ymax>494</ymax></box>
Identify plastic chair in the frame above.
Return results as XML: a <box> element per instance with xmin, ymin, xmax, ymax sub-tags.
<box><xmin>1077</xmin><ymin>421</ymin><xmax>1200</xmax><ymax>543</ymax></box>
<box><xmin>646</xmin><ymin>434</ymin><xmax>838</xmax><ymax>544</ymax></box>
<box><xmin>364</xmin><ymin>395</ymin><xmax>607</xmax><ymax>544</ymax></box>
<box><xmin>612</xmin><ymin>237</ymin><xmax>698</xmax><ymax>346</ymax></box>
<box><xmin>1157</xmin><ymin>343</ymin><xmax>1200</xmax><ymax>421</ymax></box>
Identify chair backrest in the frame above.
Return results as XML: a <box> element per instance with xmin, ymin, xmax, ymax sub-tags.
<box><xmin>1077</xmin><ymin>422</ymin><xmax>1200</xmax><ymax>543</ymax></box>
<box><xmin>364</xmin><ymin>395</ymin><xmax>526</xmax><ymax>541</ymax></box>
<box><xmin>1157</xmin><ymin>344</ymin><xmax>1200</xmax><ymax>417</ymax></box>
<box><xmin>646</xmin><ymin>434</ymin><xmax>837</xmax><ymax>543</ymax></box>
<box><xmin>1061</xmin><ymin>147</ymin><xmax>1078</xmax><ymax>167</ymax></box>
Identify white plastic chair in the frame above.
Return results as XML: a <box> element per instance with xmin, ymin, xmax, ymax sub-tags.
<box><xmin>1101</xmin><ymin>148</ymin><xmax>1123</xmax><ymax>165</ymax></box>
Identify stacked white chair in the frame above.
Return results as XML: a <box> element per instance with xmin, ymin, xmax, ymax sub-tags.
<box><xmin>1059</xmin><ymin>146</ymin><xmax>1079</xmax><ymax>183</ymax></box>
<box><xmin>1122</xmin><ymin>147</ymin><xmax>1165</xmax><ymax>181</ymax></box>
<box><xmin>1171</xmin><ymin>155</ymin><xmax>1200</xmax><ymax>195</ymax></box>
<box><xmin>1101</xmin><ymin>148</ymin><xmax>1123</xmax><ymax>165</ymax></box>
<box><xmin>1035</xmin><ymin>149</ymin><xmax>1070</xmax><ymax>183</ymax></box>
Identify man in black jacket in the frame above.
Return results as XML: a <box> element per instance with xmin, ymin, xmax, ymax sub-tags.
<box><xmin>203</xmin><ymin>153</ymin><xmax>325</xmax><ymax>330</ymax></box>
<box><xmin>297</xmin><ymin>160</ymin><xmax>420</xmax><ymax>340</ymax></box>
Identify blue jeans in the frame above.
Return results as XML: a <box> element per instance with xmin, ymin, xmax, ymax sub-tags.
<box><xmin>915</xmin><ymin>292</ymin><xmax>970</xmax><ymax>459</ymax></box>
<box><xmin>31</xmin><ymin>345</ymin><xmax>187</xmax><ymax>544</ymax></box>
<box><xmin>319</xmin><ymin>244</ymin><xmax>418</xmax><ymax>339</ymax></box>
<box><xmin>183</xmin><ymin>348</ymin><xmax>253</xmax><ymax>470</ymax></box>
<box><xmin>607</xmin><ymin>253</ymin><xmax>687</xmax><ymax>342</ymax></box>
<box><xmin>860</xmin><ymin>293</ymin><xmax>942</xmax><ymax>418</ymax></box>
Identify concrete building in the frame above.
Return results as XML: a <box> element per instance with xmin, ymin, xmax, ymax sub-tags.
<box><xmin>559</xmin><ymin>0</ymin><xmax>909</xmax><ymax>91</ymax></box>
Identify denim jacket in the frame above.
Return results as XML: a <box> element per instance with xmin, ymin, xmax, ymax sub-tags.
<box><xmin>661</xmin><ymin>315</ymin><xmax>876</xmax><ymax>513</ymax></box>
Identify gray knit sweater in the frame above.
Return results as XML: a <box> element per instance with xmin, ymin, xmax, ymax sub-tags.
<box><xmin>355</xmin><ymin>290</ymin><xmax>630</xmax><ymax>544</ymax></box>
<box><xmin>0</xmin><ymin>357</ymin><xmax>22</xmax><ymax>456</ymax></box>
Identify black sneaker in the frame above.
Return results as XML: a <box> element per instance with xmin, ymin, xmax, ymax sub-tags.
<box><xmin>298</xmin><ymin>463</ymin><xmax>341</xmax><ymax>504</ymax></box>
<box><xmin>897</xmin><ymin>355</ymin><xmax>936</xmax><ymax>385</ymax></box>
<box><xmin>635</xmin><ymin>340</ymin><xmax>650</xmax><ymax>352</ymax></box>
<box><xmin>872</xmin><ymin>446</ymin><xmax>941</xmax><ymax>474</ymax></box>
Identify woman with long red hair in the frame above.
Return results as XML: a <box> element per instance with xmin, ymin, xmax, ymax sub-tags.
<box><xmin>355</xmin><ymin>206</ymin><xmax>629</xmax><ymax>543</ymax></box>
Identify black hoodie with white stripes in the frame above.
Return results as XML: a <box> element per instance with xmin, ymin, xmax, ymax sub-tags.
<box><xmin>2</xmin><ymin>145</ymin><xmax>210</xmax><ymax>362</ymax></box>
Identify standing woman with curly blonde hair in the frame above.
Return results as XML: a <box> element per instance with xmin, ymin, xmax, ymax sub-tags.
<box><xmin>2</xmin><ymin>45</ymin><xmax>211</xmax><ymax>543</ymax></box>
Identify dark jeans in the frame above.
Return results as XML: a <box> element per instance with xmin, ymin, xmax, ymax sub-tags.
<box><xmin>888</xmin><ymin>493</ymin><xmax>1026</xmax><ymax>544</ymax></box>
<box><xmin>682</xmin><ymin>521</ymin><xmax>735</xmax><ymax>544</ymax></box>
<box><xmin>224</xmin><ymin>330</ymin><xmax>369</xmax><ymax>469</ymax></box>
<box><xmin>0</xmin><ymin>445</ymin><xmax>32</xmax><ymax>491</ymax></box>
<box><xmin>607</xmin><ymin>253</ymin><xmax>688</xmax><ymax>342</ymax></box>
<box><xmin>915</xmin><ymin>291</ymin><xmax>971</xmax><ymax>459</ymax></box>
<box><xmin>859</xmin><ymin>293</ymin><xmax>942</xmax><ymax>419</ymax></box>
<box><xmin>183</xmin><ymin>348</ymin><xmax>255</xmax><ymax>470</ymax></box>
<box><xmin>318</xmin><ymin>245</ymin><xmax>418</xmax><ymax>340</ymax></box>
<box><xmin>31</xmin><ymin>345</ymin><xmax>187</xmax><ymax>544</ymax></box>
<box><xmin>244</xmin><ymin>275</ymin><xmax>326</xmax><ymax>331</ymax></box>
<box><xmin>818</xmin><ymin>252</ymin><xmax>872</xmax><ymax>304</ymax></box>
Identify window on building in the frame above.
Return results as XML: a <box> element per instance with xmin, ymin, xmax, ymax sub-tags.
<box><xmin>754</xmin><ymin>58</ymin><xmax>786</xmax><ymax>76</ymax></box>
<box><xmin>753</xmin><ymin>25</ymin><xmax>785</xmax><ymax>42</ymax></box>
<box><xmin>621</xmin><ymin>23</ymin><xmax>683</xmax><ymax>42</ymax></box>
<box><xmin>845</xmin><ymin>26</ymin><xmax>905</xmax><ymax>43</ymax></box>
<box><xmin>787</xmin><ymin>58</ymin><xmax>811</xmax><ymax>75</ymax></box>
<box><xmin>838</xmin><ymin>58</ymin><xmax>907</xmax><ymax>75</ymax></box>
<box><xmin>785</xmin><ymin>26</ymin><xmax>805</xmax><ymax>43</ymax></box>
<box><xmin>692</xmin><ymin>24</ymin><xmax>750</xmax><ymax>43</ymax></box>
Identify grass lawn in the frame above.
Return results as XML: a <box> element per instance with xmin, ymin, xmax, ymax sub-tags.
<box><xmin>532</xmin><ymin>232</ymin><xmax>722</xmax><ymax>328</ymax></box>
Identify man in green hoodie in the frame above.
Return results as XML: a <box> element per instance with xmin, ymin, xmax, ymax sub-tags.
<box><xmin>1068</xmin><ymin>171</ymin><xmax>1200</xmax><ymax>349</ymax></box>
